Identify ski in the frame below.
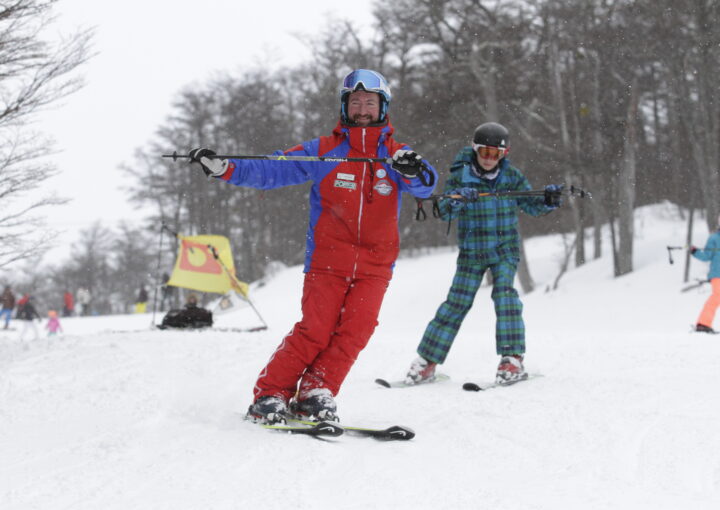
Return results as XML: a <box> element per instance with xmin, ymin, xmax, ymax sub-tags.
<box><xmin>689</xmin><ymin>324</ymin><xmax>719</xmax><ymax>334</ymax></box>
<box><xmin>462</xmin><ymin>373</ymin><xmax>542</xmax><ymax>392</ymax></box>
<box><xmin>375</xmin><ymin>373</ymin><xmax>450</xmax><ymax>389</ymax></box>
<box><xmin>343</xmin><ymin>424</ymin><xmax>415</xmax><ymax>440</ymax></box>
<box><xmin>261</xmin><ymin>420</ymin><xmax>344</xmax><ymax>437</ymax></box>
<box><xmin>287</xmin><ymin>418</ymin><xmax>415</xmax><ymax>441</ymax></box>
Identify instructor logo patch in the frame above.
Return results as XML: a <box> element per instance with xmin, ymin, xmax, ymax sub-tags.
<box><xmin>373</xmin><ymin>179</ymin><xmax>393</xmax><ymax>196</ymax></box>
<box><xmin>337</xmin><ymin>172</ymin><xmax>355</xmax><ymax>181</ymax></box>
<box><xmin>334</xmin><ymin>179</ymin><xmax>357</xmax><ymax>190</ymax></box>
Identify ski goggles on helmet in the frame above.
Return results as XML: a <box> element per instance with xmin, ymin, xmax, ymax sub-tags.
<box><xmin>340</xmin><ymin>69</ymin><xmax>392</xmax><ymax>103</ymax></box>
<box><xmin>472</xmin><ymin>143</ymin><xmax>508</xmax><ymax>160</ymax></box>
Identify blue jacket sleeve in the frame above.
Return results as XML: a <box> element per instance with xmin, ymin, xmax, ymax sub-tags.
<box><xmin>516</xmin><ymin>174</ymin><xmax>554</xmax><ymax>217</ymax></box>
<box><xmin>693</xmin><ymin>234</ymin><xmax>720</xmax><ymax>262</ymax></box>
<box><xmin>391</xmin><ymin>145</ymin><xmax>437</xmax><ymax>199</ymax></box>
<box><xmin>222</xmin><ymin>140</ymin><xmax>320</xmax><ymax>190</ymax></box>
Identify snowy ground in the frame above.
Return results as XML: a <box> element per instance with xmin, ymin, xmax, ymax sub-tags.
<box><xmin>2</xmin><ymin>203</ymin><xmax>719</xmax><ymax>510</ymax></box>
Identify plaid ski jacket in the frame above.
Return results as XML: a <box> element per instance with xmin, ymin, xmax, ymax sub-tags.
<box><xmin>439</xmin><ymin>147</ymin><xmax>554</xmax><ymax>264</ymax></box>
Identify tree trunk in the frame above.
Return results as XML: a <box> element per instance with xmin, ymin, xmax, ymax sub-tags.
<box><xmin>684</xmin><ymin>207</ymin><xmax>694</xmax><ymax>283</ymax></box>
<box><xmin>549</xmin><ymin>38</ymin><xmax>585</xmax><ymax>269</ymax></box>
<box><xmin>616</xmin><ymin>78</ymin><xmax>639</xmax><ymax>276</ymax></box>
<box><xmin>589</xmin><ymin>51</ymin><xmax>605</xmax><ymax>260</ymax></box>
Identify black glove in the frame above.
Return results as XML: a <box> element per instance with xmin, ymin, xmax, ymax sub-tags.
<box><xmin>448</xmin><ymin>187</ymin><xmax>478</xmax><ymax>208</ymax></box>
<box><xmin>188</xmin><ymin>148</ymin><xmax>229</xmax><ymax>177</ymax></box>
<box><xmin>544</xmin><ymin>184</ymin><xmax>564</xmax><ymax>208</ymax></box>
<box><xmin>391</xmin><ymin>149</ymin><xmax>425</xmax><ymax>178</ymax></box>
<box><xmin>690</xmin><ymin>246</ymin><xmax>698</xmax><ymax>255</ymax></box>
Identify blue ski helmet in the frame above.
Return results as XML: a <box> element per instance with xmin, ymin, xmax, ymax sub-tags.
<box><xmin>339</xmin><ymin>69</ymin><xmax>392</xmax><ymax>124</ymax></box>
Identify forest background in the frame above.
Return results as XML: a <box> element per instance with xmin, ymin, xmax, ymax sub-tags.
<box><xmin>2</xmin><ymin>0</ymin><xmax>718</xmax><ymax>315</ymax></box>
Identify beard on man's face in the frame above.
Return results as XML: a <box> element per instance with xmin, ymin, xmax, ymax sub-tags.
<box><xmin>351</xmin><ymin>114</ymin><xmax>377</xmax><ymax>125</ymax></box>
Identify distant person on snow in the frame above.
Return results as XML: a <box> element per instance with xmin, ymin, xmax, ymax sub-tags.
<box><xmin>159</xmin><ymin>293</ymin><xmax>213</xmax><ymax>329</ymax></box>
<box><xmin>1</xmin><ymin>285</ymin><xmax>16</xmax><ymax>330</ymax></box>
<box><xmin>17</xmin><ymin>295</ymin><xmax>41</xmax><ymax>342</ymax></box>
<box><xmin>135</xmin><ymin>286</ymin><xmax>148</xmax><ymax>314</ymax></box>
<box><xmin>690</xmin><ymin>225</ymin><xmax>720</xmax><ymax>333</ymax></box>
<box><xmin>160</xmin><ymin>272</ymin><xmax>174</xmax><ymax>310</ymax></box>
<box><xmin>184</xmin><ymin>293</ymin><xmax>200</xmax><ymax>308</ymax></box>
<box><xmin>46</xmin><ymin>310</ymin><xmax>63</xmax><ymax>336</ymax></box>
<box><xmin>76</xmin><ymin>287</ymin><xmax>91</xmax><ymax>316</ymax></box>
<box><xmin>63</xmin><ymin>291</ymin><xmax>74</xmax><ymax>317</ymax></box>
<box><xmin>188</xmin><ymin>69</ymin><xmax>437</xmax><ymax>424</ymax></box>
<box><xmin>405</xmin><ymin>122</ymin><xmax>563</xmax><ymax>386</ymax></box>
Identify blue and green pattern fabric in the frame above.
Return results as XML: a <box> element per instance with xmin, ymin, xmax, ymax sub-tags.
<box><xmin>417</xmin><ymin>147</ymin><xmax>554</xmax><ymax>361</ymax></box>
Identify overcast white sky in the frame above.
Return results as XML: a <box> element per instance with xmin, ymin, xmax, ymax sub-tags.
<box><xmin>33</xmin><ymin>0</ymin><xmax>374</xmax><ymax>263</ymax></box>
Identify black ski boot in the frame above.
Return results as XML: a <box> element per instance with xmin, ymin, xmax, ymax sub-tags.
<box><xmin>695</xmin><ymin>323</ymin><xmax>716</xmax><ymax>334</ymax></box>
<box><xmin>291</xmin><ymin>389</ymin><xmax>339</xmax><ymax>422</ymax></box>
<box><xmin>246</xmin><ymin>395</ymin><xmax>288</xmax><ymax>424</ymax></box>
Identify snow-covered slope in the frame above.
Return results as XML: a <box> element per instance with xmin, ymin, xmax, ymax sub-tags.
<box><xmin>1</xmin><ymin>203</ymin><xmax>719</xmax><ymax>509</ymax></box>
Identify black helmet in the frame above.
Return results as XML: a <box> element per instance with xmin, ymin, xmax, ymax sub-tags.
<box><xmin>473</xmin><ymin>122</ymin><xmax>509</xmax><ymax>149</ymax></box>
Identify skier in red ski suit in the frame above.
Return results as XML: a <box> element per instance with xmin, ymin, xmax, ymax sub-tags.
<box><xmin>188</xmin><ymin>69</ymin><xmax>437</xmax><ymax>423</ymax></box>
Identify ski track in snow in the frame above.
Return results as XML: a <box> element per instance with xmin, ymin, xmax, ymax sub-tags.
<box><xmin>1</xmin><ymin>204</ymin><xmax>720</xmax><ymax>509</ymax></box>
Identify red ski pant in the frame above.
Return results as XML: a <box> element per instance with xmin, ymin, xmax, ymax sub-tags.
<box><xmin>697</xmin><ymin>277</ymin><xmax>720</xmax><ymax>327</ymax></box>
<box><xmin>252</xmin><ymin>272</ymin><xmax>389</xmax><ymax>402</ymax></box>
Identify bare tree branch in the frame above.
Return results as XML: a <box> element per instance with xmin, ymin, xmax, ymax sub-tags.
<box><xmin>0</xmin><ymin>0</ymin><xmax>93</xmax><ymax>268</ymax></box>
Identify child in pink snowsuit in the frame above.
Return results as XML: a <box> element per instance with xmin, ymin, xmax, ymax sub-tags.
<box><xmin>46</xmin><ymin>310</ymin><xmax>62</xmax><ymax>336</ymax></box>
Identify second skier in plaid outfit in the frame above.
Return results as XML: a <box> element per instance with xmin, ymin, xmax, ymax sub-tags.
<box><xmin>406</xmin><ymin>122</ymin><xmax>563</xmax><ymax>385</ymax></box>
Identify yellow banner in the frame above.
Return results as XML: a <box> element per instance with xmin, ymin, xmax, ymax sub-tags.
<box><xmin>167</xmin><ymin>235</ymin><xmax>249</xmax><ymax>297</ymax></box>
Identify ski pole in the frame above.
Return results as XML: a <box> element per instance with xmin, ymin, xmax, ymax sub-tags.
<box><xmin>206</xmin><ymin>245</ymin><xmax>268</xmax><ymax>331</ymax></box>
<box><xmin>151</xmin><ymin>222</ymin><xmax>166</xmax><ymax>328</ymax></box>
<box><xmin>666</xmin><ymin>244</ymin><xmax>720</xmax><ymax>265</ymax></box>
<box><xmin>413</xmin><ymin>185</ymin><xmax>590</xmax><ymax>222</ymax></box>
<box><xmin>162</xmin><ymin>151</ymin><xmax>392</xmax><ymax>165</ymax></box>
<box><xmin>666</xmin><ymin>245</ymin><xmax>687</xmax><ymax>265</ymax></box>
<box><xmin>417</xmin><ymin>185</ymin><xmax>592</xmax><ymax>202</ymax></box>
<box><xmin>681</xmin><ymin>278</ymin><xmax>710</xmax><ymax>293</ymax></box>
<box><xmin>162</xmin><ymin>151</ymin><xmax>435</xmax><ymax>187</ymax></box>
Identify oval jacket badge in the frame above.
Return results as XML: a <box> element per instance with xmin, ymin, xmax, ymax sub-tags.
<box><xmin>374</xmin><ymin>179</ymin><xmax>393</xmax><ymax>196</ymax></box>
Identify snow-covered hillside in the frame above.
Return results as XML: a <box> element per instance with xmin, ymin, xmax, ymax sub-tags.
<box><xmin>1</xmin><ymin>203</ymin><xmax>719</xmax><ymax>510</ymax></box>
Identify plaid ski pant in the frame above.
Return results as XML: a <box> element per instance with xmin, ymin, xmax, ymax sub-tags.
<box><xmin>417</xmin><ymin>256</ymin><xmax>525</xmax><ymax>363</ymax></box>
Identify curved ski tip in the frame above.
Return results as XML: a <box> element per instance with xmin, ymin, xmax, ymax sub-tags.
<box><xmin>462</xmin><ymin>382</ymin><xmax>483</xmax><ymax>392</ymax></box>
<box><xmin>374</xmin><ymin>378</ymin><xmax>391</xmax><ymax>388</ymax></box>
<box><xmin>315</xmin><ymin>421</ymin><xmax>345</xmax><ymax>437</ymax></box>
<box><xmin>387</xmin><ymin>426</ymin><xmax>415</xmax><ymax>440</ymax></box>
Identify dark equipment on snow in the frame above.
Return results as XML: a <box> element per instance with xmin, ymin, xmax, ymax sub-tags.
<box><xmin>159</xmin><ymin>306</ymin><xmax>213</xmax><ymax>330</ymax></box>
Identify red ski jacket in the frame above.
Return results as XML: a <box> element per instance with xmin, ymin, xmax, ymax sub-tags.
<box><xmin>221</xmin><ymin>119</ymin><xmax>436</xmax><ymax>280</ymax></box>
